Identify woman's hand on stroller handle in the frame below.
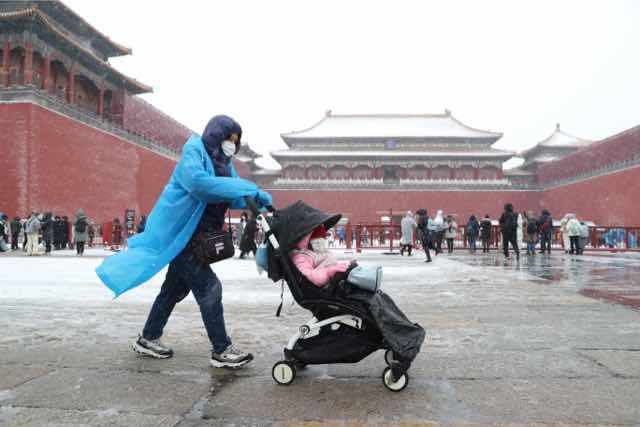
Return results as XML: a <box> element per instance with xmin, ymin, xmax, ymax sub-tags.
<box><xmin>243</xmin><ymin>195</ymin><xmax>274</xmax><ymax>216</ymax></box>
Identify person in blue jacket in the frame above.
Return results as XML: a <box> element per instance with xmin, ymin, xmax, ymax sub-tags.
<box><xmin>96</xmin><ymin>115</ymin><xmax>272</xmax><ymax>369</ymax></box>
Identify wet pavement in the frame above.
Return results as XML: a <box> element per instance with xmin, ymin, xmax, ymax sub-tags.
<box><xmin>1</xmin><ymin>250</ymin><xmax>639</xmax><ymax>426</ymax></box>
<box><xmin>453</xmin><ymin>251</ymin><xmax>640</xmax><ymax>310</ymax></box>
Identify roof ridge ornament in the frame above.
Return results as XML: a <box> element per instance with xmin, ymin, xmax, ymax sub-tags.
<box><xmin>444</xmin><ymin>108</ymin><xmax>451</xmax><ymax>116</ymax></box>
<box><xmin>325</xmin><ymin>109</ymin><xmax>332</xmax><ymax>117</ymax></box>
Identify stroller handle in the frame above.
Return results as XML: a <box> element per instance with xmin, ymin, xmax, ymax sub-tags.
<box><xmin>243</xmin><ymin>196</ymin><xmax>274</xmax><ymax>216</ymax></box>
<box><xmin>244</xmin><ymin>196</ymin><xmax>280</xmax><ymax>250</ymax></box>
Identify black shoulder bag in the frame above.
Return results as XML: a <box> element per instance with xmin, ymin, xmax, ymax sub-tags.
<box><xmin>190</xmin><ymin>230</ymin><xmax>235</xmax><ymax>264</ymax></box>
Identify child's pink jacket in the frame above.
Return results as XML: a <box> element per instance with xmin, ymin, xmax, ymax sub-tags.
<box><xmin>290</xmin><ymin>232</ymin><xmax>350</xmax><ymax>287</ymax></box>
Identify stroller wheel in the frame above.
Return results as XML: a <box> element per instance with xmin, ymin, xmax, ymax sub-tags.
<box><xmin>382</xmin><ymin>366</ymin><xmax>409</xmax><ymax>392</ymax></box>
<box><xmin>384</xmin><ymin>349</ymin><xmax>397</xmax><ymax>366</ymax></box>
<box><xmin>272</xmin><ymin>361</ymin><xmax>296</xmax><ymax>385</ymax></box>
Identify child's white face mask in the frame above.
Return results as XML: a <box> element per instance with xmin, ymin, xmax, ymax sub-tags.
<box><xmin>310</xmin><ymin>238</ymin><xmax>328</xmax><ymax>253</ymax></box>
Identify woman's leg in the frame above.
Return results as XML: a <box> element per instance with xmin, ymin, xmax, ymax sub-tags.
<box><xmin>142</xmin><ymin>256</ymin><xmax>191</xmax><ymax>341</ymax></box>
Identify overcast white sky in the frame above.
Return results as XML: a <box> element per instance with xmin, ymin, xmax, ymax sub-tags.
<box><xmin>65</xmin><ymin>0</ymin><xmax>640</xmax><ymax>169</ymax></box>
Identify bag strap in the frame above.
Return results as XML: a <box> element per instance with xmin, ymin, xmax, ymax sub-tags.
<box><xmin>275</xmin><ymin>280</ymin><xmax>284</xmax><ymax>317</ymax></box>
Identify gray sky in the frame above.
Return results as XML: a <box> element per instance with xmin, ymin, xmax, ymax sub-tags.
<box><xmin>65</xmin><ymin>0</ymin><xmax>640</xmax><ymax>169</ymax></box>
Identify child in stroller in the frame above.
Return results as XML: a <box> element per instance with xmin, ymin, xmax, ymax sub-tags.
<box><xmin>251</xmin><ymin>199</ymin><xmax>425</xmax><ymax>392</ymax></box>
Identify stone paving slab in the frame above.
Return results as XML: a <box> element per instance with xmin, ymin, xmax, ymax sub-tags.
<box><xmin>0</xmin><ymin>406</ymin><xmax>181</xmax><ymax>427</ymax></box>
<box><xmin>5</xmin><ymin>367</ymin><xmax>211</xmax><ymax>416</ymax></box>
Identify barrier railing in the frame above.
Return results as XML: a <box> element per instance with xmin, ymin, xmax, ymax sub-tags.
<box><xmin>350</xmin><ymin>224</ymin><xmax>640</xmax><ymax>252</ymax></box>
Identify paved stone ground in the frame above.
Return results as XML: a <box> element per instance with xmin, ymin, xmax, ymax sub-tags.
<box><xmin>1</xmin><ymin>250</ymin><xmax>639</xmax><ymax>426</ymax></box>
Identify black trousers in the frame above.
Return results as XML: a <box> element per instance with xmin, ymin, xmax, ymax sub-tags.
<box><xmin>502</xmin><ymin>233</ymin><xmax>520</xmax><ymax>257</ymax></box>
<box><xmin>446</xmin><ymin>238</ymin><xmax>454</xmax><ymax>253</ymax></box>
<box><xmin>400</xmin><ymin>244</ymin><xmax>412</xmax><ymax>255</ymax></box>
<box><xmin>76</xmin><ymin>241</ymin><xmax>85</xmax><ymax>255</ymax></box>
<box><xmin>481</xmin><ymin>237</ymin><xmax>490</xmax><ymax>253</ymax></box>
<box><xmin>11</xmin><ymin>233</ymin><xmax>19</xmax><ymax>250</ymax></box>
<box><xmin>569</xmin><ymin>236</ymin><xmax>580</xmax><ymax>254</ymax></box>
<box><xmin>540</xmin><ymin>234</ymin><xmax>551</xmax><ymax>254</ymax></box>
<box><xmin>420</xmin><ymin>236</ymin><xmax>432</xmax><ymax>261</ymax></box>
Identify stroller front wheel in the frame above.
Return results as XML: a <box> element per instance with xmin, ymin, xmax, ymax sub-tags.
<box><xmin>272</xmin><ymin>361</ymin><xmax>296</xmax><ymax>385</ymax></box>
<box><xmin>384</xmin><ymin>349</ymin><xmax>397</xmax><ymax>366</ymax></box>
<box><xmin>382</xmin><ymin>366</ymin><xmax>409</xmax><ymax>392</ymax></box>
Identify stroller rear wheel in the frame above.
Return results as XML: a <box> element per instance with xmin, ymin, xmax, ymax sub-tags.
<box><xmin>272</xmin><ymin>360</ymin><xmax>296</xmax><ymax>385</ymax></box>
<box><xmin>382</xmin><ymin>366</ymin><xmax>409</xmax><ymax>392</ymax></box>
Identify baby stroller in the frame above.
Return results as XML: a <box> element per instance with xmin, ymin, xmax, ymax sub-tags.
<box><xmin>246</xmin><ymin>199</ymin><xmax>424</xmax><ymax>392</ymax></box>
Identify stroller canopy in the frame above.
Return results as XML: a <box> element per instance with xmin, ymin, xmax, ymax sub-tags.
<box><xmin>265</xmin><ymin>201</ymin><xmax>341</xmax><ymax>283</ymax></box>
<box><xmin>270</xmin><ymin>200</ymin><xmax>341</xmax><ymax>252</ymax></box>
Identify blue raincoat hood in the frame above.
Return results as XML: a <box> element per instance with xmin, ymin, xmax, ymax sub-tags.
<box><xmin>96</xmin><ymin>130</ymin><xmax>261</xmax><ymax>297</ymax></box>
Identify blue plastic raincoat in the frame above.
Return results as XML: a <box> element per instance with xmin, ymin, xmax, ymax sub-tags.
<box><xmin>96</xmin><ymin>133</ymin><xmax>266</xmax><ymax>297</ymax></box>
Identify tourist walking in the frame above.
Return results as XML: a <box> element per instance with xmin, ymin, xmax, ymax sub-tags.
<box><xmin>416</xmin><ymin>208</ymin><xmax>432</xmax><ymax>263</ymax></box>
<box><xmin>0</xmin><ymin>214</ymin><xmax>9</xmax><ymax>252</ymax></box>
<box><xmin>61</xmin><ymin>216</ymin><xmax>70</xmax><ymax>249</ymax></box>
<box><xmin>337</xmin><ymin>225</ymin><xmax>346</xmax><ymax>247</ymax></box>
<box><xmin>400</xmin><ymin>211</ymin><xmax>417</xmax><ymax>256</ymax></box>
<box><xmin>516</xmin><ymin>212</ymin><xmax>524</xmax><ymax>252</ymax></box>
<box><xmin>21</xmin><ymin>217</ymin><xmax>28</xmax><ymax>251</ymax></box>
<box><xmin>53</xmin><ymin>216</ymin><xmax>62</xmax><ymax>250</ymax></box>
<box><xmin>523</xmin><ymin>211</ymin><xmax>538</xmax><ymax>255</ymax></box>
<box><xmin>96</xmin><ymin>115</ymin><xmax>272</xmax><ymax>369</ymax></box>
<box><xmin>25</xmin><ymin>212</ymin><xmax>41</xmax><ymax>256</ymax></box>
<box><xmin>41</xmin><ymin>212</ymin><xmax>54</xmax><ymax>254</ymax></box>
<box><xmin>480</xmin><ymin>214</ymin><xmax>492</xmax><ymax>253</ymax></box>
<box><xmin>566</xmin><ymin>214</ymin><xmax>582</xmax><ymax>255</ymax></box>
<box><xmin>239</xmin><ymin>211</ymin><xmax>258</xmax><ymax>258</ymax></box>
<box><xmin>560</xmin><ymin>214</ymin><xmax>571</xmax><ymax>254</ymax></box>
<box><xmin>237</xmin><ymin>211</ymin><xmax>247</xmax><ymax>247</ymax></box>
<box><xmin>111</xmin><ymin>218</ymin><xmax>123</xmax><ymax>251</ymax></box>
<box><xmin>499</xmin><ymin>203</ymin><xmax>519</xmax><ymax>260</ymax></box>
<box><xmin>433</xmin><ymin>210</ymin><xmax>445</xmax><ymax>254</ymax></box>
<box><xmin>88</xmin><ymin>221</ymin><xmax>96</xmax><ymax>247</ymax></box>
<box><xmin>10</xmin><ymin>216</ymin><xmax>22</xmax><ymax>250</ymax></box>
<box><xmin>579</xmin><ymin>221</ymin><xmax>589</xmax><ymax>253</ymax></box>
<box><xmin>537</xmin><ymin>210</ymin><xmax>553</xmax><ymax>254</ymax></box>
<box><xmin>444</xmin><ymin>215</ymin><xmax>457</xmax><ymax>253</ymax></box>
<box><xmin>73</xmin><ymin>209</ymin><xmax>89</xmax><ymax>256</ymax></box>
<box><xmin>466</xmin><ymin>215</ymin><xmax>480</xmax><ymax>253</ymax></box>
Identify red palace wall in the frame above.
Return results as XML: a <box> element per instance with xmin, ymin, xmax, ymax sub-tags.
<box><xmin>540</xmin><ymin>166</ymin><xmax>640</xmax><ymax>226</ymax></box>
<box><xmin>538</xmin><ymin>125</ymin><xmax>640</xmax><ymax>226</ymax></box>
<box><xmin>268</xmin><ymin>189</ymin><xmax>541</xmax><ymax>224</ymax></box>
<box><xmin>122</xmin><ymin>96</ymin><xmax>193</xmax><ymax>152</ymax></box>
<box><xmin>0</xmin><ymin>102</ymin><xmax>177</xmax><ymax>222</ymax></box>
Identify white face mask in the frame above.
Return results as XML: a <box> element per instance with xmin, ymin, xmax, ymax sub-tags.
<box><xmin>221</xmin><ymin>140</ymin><xmax>236</xmax><ymax>158</ymax></box>
<box><xmin>310</xmin><ymin>238</ymin><xmax>328</xmax><ymax>254</ymax></box>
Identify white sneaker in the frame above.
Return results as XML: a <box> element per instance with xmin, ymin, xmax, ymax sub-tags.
<box><xmin>210</xmin><ymin>344</ymin><xmax>253</xmax><ymax>368</ymax></box>
<box><xmin>132</xmin><ymin>334</ymin><xmax>173</xmax><ymax>359</ymax></box>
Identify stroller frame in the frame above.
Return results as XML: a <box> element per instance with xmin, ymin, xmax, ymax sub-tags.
<box><xmin>248</xmin><ymin>200</ymin><xmax>410</xmax><ymax>391</ymax></box>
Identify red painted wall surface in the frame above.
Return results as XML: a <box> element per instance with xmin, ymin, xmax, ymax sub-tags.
<box><xmin>123</xmin><ymin>96</ymin><xmax>193</xmax><ymax>152</ymax></box>
<box><xmin>267</xmin><ymin>189</ymin><xmax>541</xmax><ymax>224</ymax></box>
<box><xmin>1</xmin><ymin>103</ymin><xmax>177</xmax><ymax>222</ymax></box>
<box><xmin>538</xmin><ymin>125</ymin><xmax>640</xmax><ymax>184</ymax></box>
<box><xmin>540</xmin><ymin>166</ymin><xmax>640</xmax><ymax>226</ymax></box>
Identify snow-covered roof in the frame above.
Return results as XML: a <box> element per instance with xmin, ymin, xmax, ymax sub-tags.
<box><xmin>520</xmin><ymin>124</ymin><xmax>593</xmax><ymax>157</ymax></box>
<box><xmin>281</xmin><ymin>110</ymin><xmax>502</xmax><ymax>141</ymax></box>
<box><xmin>503</xmin><ymin>167</ymin><xmax>535</xmax><ymax>176</ymax></box>
<box><xmin>271</xmin><ymin>149</ymin><xmax>514</xmax><ymax>159</ymax></box>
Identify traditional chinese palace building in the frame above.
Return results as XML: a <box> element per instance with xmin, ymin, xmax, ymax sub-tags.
<box><xmin>252</xmin><ymin>112</ymin><xmax>640</xmax><ymax>226</ymax></box>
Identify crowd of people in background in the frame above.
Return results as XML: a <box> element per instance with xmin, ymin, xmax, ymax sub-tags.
<box><xmin>0</xmin><ymin>203</ymin><xmax>626</xmax><ymax>260</ymax></box>
<box><xmin>394</xmin><ymin>204</ymin><xmax>596</xmax><ymax>263</ymax></box>
<box><xmin>0</xmin><ymin>209</ymin><xmax>103</xmax><ymax>256</ymax></box>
